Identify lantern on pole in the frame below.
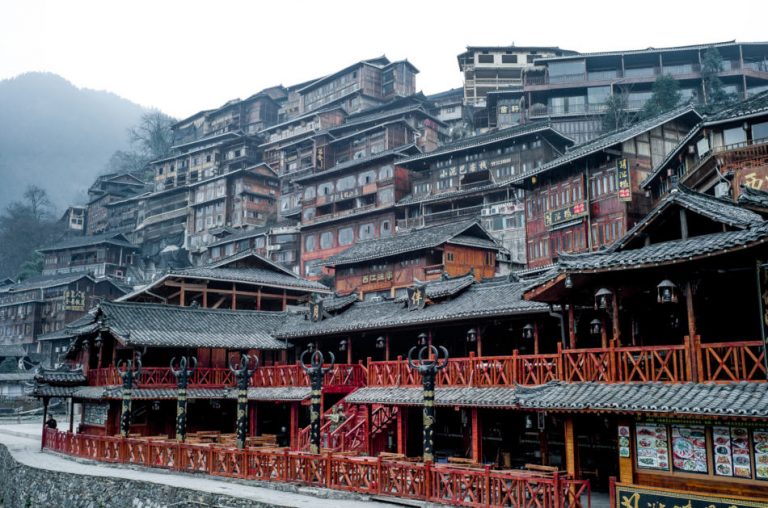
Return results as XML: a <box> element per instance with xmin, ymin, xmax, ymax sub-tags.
<box><xmin>656</xmin><ymin>280</ymin><xmax>678</xmax><ymax>304</ymax></box>
<box><xmin>594</xmin><ymin>288</ymin><xmax>613</xmax><ymax>311</ymax></box>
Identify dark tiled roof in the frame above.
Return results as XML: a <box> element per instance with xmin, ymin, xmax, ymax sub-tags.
<box><xmin>38</xmin><ymin>232</ymin><xmax>137</xmax><ymax>252</ymax></box>
<box><xmin>170</xmin><ymin>266</ymin><xmax>329</xmax><ymax>292</ymax></box>
<box><xmin>320</xmin><ymin>293</ymin><xmax>359</xmax><ymax>312</ymax></box>
<box><xmin>0</xmin><ymin>345</ymin><xmax>26</xmax><ymax>358</ymax></box>
<box><xmin>49</xmin><ymin>385</ymin><xmax>310</xmax><ymax>402</ymax></box>
<box><xmin>518</xmin><ymin>382</ymin><xmax>768</xmax><ymax>418</ymax></box>
<box><xmin>291</xmin><ymin>145</ymin><xmax>417</xmax><ymax>184</ymax></box>
<box><xmin>558</xmin><ymin>222</ymin><xmax>768</xmax><ymax>272</ymax></box>
<box><xmin>613</xmin><ymin>186</ymin><xmax>764</xmax><ymax>250</ymax></box>
<box><xmin>511</xmin><ymin>106</ymin><xmax>702</xmax><ymax>185</ymax></box>
<box><xmin>739</xmin><ymin>185</ymin><xmax>768</xmax><ymax>208</ymax></box>
<box><xmin>447</xmin><ymin>235</ymin><xmax>501</xmax><ymax>250</ymax></box>
<box><xmin>397</xmin><ymin>122</ymin><xmax>573</xmax><ymax>166</ymax></box>
<box><xmin>640</xmin><ymin>122</ymin><xmax>702</xmax><ymax>189</ymax></box>
<box><xmin>96</xmin><ymin>301</ymin><xmax>287</xmax><ymax>350</ymax></box>
<box><xmin>397</xmin><ymin>181</ymin><xmax>502</xmax><ymax>207</ymax></box>
<box><xmin>346</xmin><ymin>387</ymin><xmax>519</xmax><ymax>408</ymax></box>
<box><xmin>705</xmin><ymin>90</ymin><xmax>768</xmax><ymax>124</ymax></box>
<box><xmin>325</xmin><ymin>220</ymin><xmax>497</xmax><ymax>267</ymax></box>
<box><xmin>0</xmin><ymin>273</ymin><xmax>92</xmax><ymax>293</ymax></box>
<box><xmin>349</xmin><ymin>382</ymin><xmax>768</xmax><ymax>418</ymax></box>
<box><xmin>276</xmin><ymin>278</ymin><xmax>550</xmax><ymax>339</ymax></box>
<box><xmin>38</xmin><ymin>314</ymin><xmax>100</xmax><ymax>342</ymax></box>
<box><xmin>206</xmin><ymin>227</ymin><xmax>268</xmax><ymax>248</ymax></box>
<box><xmin>423</xmin><ymin>274</ymin><xmax>475</xmax><ymax>299</ymax></box>
<box><xmin>34</xmin><ymin>367</ymin><xmax>86</xmax><ymax>385</ymax></box>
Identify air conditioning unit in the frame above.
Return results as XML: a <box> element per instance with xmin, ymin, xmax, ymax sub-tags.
<box><xmin>481</xmin><ymin>209</ymin><xmax>490</xmax><ymax>216</ymax></box>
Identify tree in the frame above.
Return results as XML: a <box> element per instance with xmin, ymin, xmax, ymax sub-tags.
<box><xmin>129</xmin><ymin>111</ymin><xmax>175</xmax><ymax>161</ymax></box>
<box><xmin>0</xmin><ymin>186</ymin><xmax>61</xmax><ymax>279</ymax></box>
<box><xmin>641</xmin><ymin>74</ymin><xmax>681</xmax><ymax>119</ymax></box>
<box><xmin>17</xmin><ymin>252</ymin><xmax>43</xmax><ymax>281</ymax></box>
<box><xmin>602</xmin><ymin>91</ymin><xmax>635</xmax><ymax>131</ymax></box>
<box><xmin>701</xmin><ymin>46</ymin><xmax>735</xmax><ymax>112</ymax></box>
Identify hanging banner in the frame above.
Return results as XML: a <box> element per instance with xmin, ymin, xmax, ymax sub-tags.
<box><xmin>617</xmin><ymin>158</ymin><xmax>632</xmax><ymax>201</ymax></box>
<box><xmin>614</xmin><ymin>483</ymin><xmax>767</xmax><ymax>508</ymax></box>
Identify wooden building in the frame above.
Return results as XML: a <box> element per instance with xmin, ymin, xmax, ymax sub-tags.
<box><xmin>200</xmin><ymin>223</ymin><xmax>301</xmax><ymax>275</ymax></box>
<box><xmin>512</xmin><ymin>107</ymin><xmax>702</xmax><ymax>269</ymax></box>
<box><xmin>325</xmin><ymin>220</ymin><xmax>501</xmax><ymax>299</ymax></box>
<box><xmin>85</xmin><ymin>173</ymin><xmax>147</xmax><ymax>236</ymax></box>
<box><xmin>396</xmin><ymin>122</ymin><xmax>574</xmax><ymax>265</ymax></box>
<box><xmin>120</xmin><ymin>250</ymin><xmax>329</xmax><ymax>311</ymax></box>
<box><xmin>39</xmin><ymin>232</ymin><xmax>139</xmax><ymax>281</ymax></box>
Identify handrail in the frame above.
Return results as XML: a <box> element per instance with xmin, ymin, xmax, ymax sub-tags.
<box><xmin>43</xmin><ymin>428</ymin><xmax>590</xmax><ymax>508</ymax></box>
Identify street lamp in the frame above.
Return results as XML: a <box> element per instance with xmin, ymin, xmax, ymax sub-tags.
<box><xmin>170</xmin><ymin>356</ymin><xmax>197</xmax><ymax>443</ymax></box>
<box><xmin>116</xmin><ymin>357</ymin><xmax>142</xmax><ymax>438</ymax></box>
<box><xmin>407</xmin><ymin>342</ymin><xmax>449</xmax><ymax>462</ymax></box>
<box><xmin>657</xmin><ymin>280</ymin><xmax>678</xmax><ymax>304</ymax></box>
<box><xmin>229</xmin><ymin>353</ymin><xmax>258</xmax><ymax>449</ymax></box>
<box><xmin>594</xmin><ymin>288</ymin><xmax>613</xmax><ymax>311</ymax></box>
<box><xmin>300</xmin><ymin>349</ymin><xmax>335</xmax><ymax>454</ymax></box>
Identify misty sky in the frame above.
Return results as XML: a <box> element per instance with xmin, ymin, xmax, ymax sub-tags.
<box><xmin>2</xmin><ymin>0</ymin><xmax>767</xmax><ymax>119</ymax></box>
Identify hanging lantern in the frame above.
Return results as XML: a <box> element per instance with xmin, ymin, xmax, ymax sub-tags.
<box><xmin>375</xmin><ymin>336</ymin><xmax>386</xmax><ymax>349</ymax></box>
<box><xmin>417</xmin><ymin>333</ymin><xmax>428</xmax><ymax>346</ymax></box>
<box><xmin>594</xmin><ymin>288</ymin><xmax>613</xmax><ymax>310</ymax></box>
<box><xmin>656</xmin><ymin>280</ymin><xmax>678</xmax><ymax>304</ymax></box>
<box><xmin>307</xmin><ymin>342</ymin><xmax>316</xmax><ymax>352</ymax></box>
<box><xmin>522</xmin><ymin>324</ymin><xmax>534</xmax><ymax>340</ymax></box>
<box><xmin>338</xmin><ymin>339</ymin><xmax>347</xmax><ymax>352</ymax></box>
<box><xmin>466</xmin><ymin>328</ymin><xmax>477</xmax><ymax>343</ymax></box>
<box><xmin>564</xmin><ymin>275</ymin><xmax>573</xmax><ymax>289</ymax></box>
<box><xmin>590</xmin><ymin>318</ymin><xmax>602</xmax><ymax>336</ymax></box>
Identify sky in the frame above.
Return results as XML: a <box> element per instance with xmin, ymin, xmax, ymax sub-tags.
<box><xmin>1</xmin><ymin>0</ymin><xmax>767</xmax><ymax>120</ymax></box>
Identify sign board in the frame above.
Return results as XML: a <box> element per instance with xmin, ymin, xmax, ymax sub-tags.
<box><xmin>615</xmin><ymin>483</ymin><xmax>767</xmax><ymax>508</ymax></box>
<box><xmin>618</xmin><ymin>425</ymin><xmax>631</xmax><ymax>458</ymax></box>
<box><xmin>309</xmin><ymin>300</ymin><xmax>323</xmax><ymax>322</ymax></box>
<box><xmin>83</xmin><ymin>403</ymin><xmax>109</xmax><ymax>426</ymax></box>
<box><xmin>544</xmin><ymin>201</ymin><xmax>587</xmax><ymax>229</ymax></box>
<box><xmin>406</xmin><ymin>285</ymin><xmax>426</xmax><ymax>311</ymax></box>
<box><xmin>63</xmin><ymin>290</ymin><xmax>86</xmax><ymax>312</ymax></box>
<box><xmin>617</xmin><ymin>158</ymin><xmax>632</xmax><ymax>201</ymax></box>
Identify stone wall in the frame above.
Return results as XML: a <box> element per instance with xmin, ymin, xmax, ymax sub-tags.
<box><xmin>0</xmin><ymin>444</ymin><xmax>364</xmax><ymax>508</ymax></box>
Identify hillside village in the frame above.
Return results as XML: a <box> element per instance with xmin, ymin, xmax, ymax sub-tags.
<box><xmin>3</xmin><ymin>39</ymin><xmax>768</xmax><ymax>507</ymax></box>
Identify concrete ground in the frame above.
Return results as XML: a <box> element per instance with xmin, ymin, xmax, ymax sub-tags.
<box><xmin>0</xmin><ymin>422</ymin><xmax>394</xmax><ymax>508</ymax></box>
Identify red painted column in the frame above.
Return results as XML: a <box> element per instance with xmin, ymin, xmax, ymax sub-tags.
<box><xmin>289</xmin><ymin>402</ymin><xmax>299</xmax><ymax>450</ymax></box>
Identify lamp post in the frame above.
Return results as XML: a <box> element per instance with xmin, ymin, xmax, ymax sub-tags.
<box><xmin>229</xmin><ymin>353</ymin><xmax>258</xmax><ymax>449</ymax></box>
<box><xmin>117</xmin><ymin>357</ymin><xmax>142</xmax><ymax>438</ymax></box>
<box><xmin>407</xmin><ymin>343</ymin><xmax>449</xmax><ymax>462</ymax></box>
<box><xmin>170</xmin><ymin>356</ymin><xmax>197</xmax><ymax>443</ymax></box>
<box><xmin>300</xmin><ymin>349</ymin><xmax>335</xmax><ymax>454</ymax></box>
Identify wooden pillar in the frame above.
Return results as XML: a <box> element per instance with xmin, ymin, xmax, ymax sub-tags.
<box><xmin>249</xmin><ymin>402</ymin><xmax>257</xmax><ymax>437</ymax></box>
<box><xmin>539</xmin><ymin>419</ymin><xmax>549</xmax><ymax>466</ymax></box>
<box><xmin>289</xmin><ymin>402</ymin><xmax>299</xmax><ymax>450</ymax></box>
<box><xmin>282</xmin><ymin>289</ymin><xmax>287</xmax><ymax>311</ymax></box>
<box><xmin>347</xmin><ymin>337</ymin><xmax>353</xmax><ymax>364</ymax></box>
<box><xmin>396</xmin><ymin>406</ymin><xmax>405</xmax><ymax>455</ymax></box>
<box><xmin>600</xmin><ymin>317</ymin><xmax>608</xmax><ymax>349</ymax></box>
<box><xmin>471</xmin><ymin>408</ymin><xmax>481</xmax><ymax>463</ymax></box>
<box><xmin>256</xmin><ymin>287</ymin><xmax>262</xmax><ymax>310</ymax></box>
<box><xmin>385</xmin><ymin>335</ymin><xmax>390</xmax><ymax>361</ymax></box>
<box><xmin>96</xmin><ymin>340</ymin><xmax>104</xmax><ymax>369</ymax></box>
<box><xmin>533</xmin><ymin>322</ymin><xmax>540</xmax><ymax>355</ymax></box>
<box><xmin>567</xmin><ymin>303</ymin><xmax>577</xmax><ymax>349</ymax></box>
<box><xmin>617</xmin><ymin>417</ymin><xmax>634</xmax><ymax>484</ymax></box>
<box><xmin>180</xmin><ymin>285</ymin><xmax>186</xmax><ymax>307</ymax></box>
<box><xmin>202</xmin><ymin>288</ymin><xmax>208</xmax><ymax>308</ymax></box>
<box><xmin>280</xmin><ymin>349</ymin><xmax>287</xmax><ymax>365</ymax></box>
<box><xmin>564</xmin><ymin>415</ymin><xmax>578</xmax><ymax>478</ymax></box>
<box><xmin>231</xmin><ymin>283</ymin><xmax>237</xmax><ymax>310</ymax></box>
<box><xmin>69</xmin><ymin>399</ymin><xmax>75</xmax><ymax>433</ymax></box>
<box><xmin>41</xmin><ymin>397</ymin><xmax>49</xmax><ymax>451</ymax></box>
<box><xmin>685</xmin><ymin>281</ymin><xmax>697</xmax><ymax>341</ymax></box>
<box><xmin>476</xmin><ymin>328</ymin><xmax>483</xmax><ymax>357</ymax></box>
<box><xmin>612</xmin><ymin>291</ymin><xmax>621</xmax><ymax>346</ymax></box>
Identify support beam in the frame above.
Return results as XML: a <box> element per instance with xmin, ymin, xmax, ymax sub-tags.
<box><xmin>289</xmin><ymin>402</ymin><xmax>299</xmax><ymax>450</ymax></box>
<box><xmin>396</xmin><ymin>406</ymin><xmax>405</xmax><ymax>455</ymax></box>
<box><xmin>385</xmin><ymin>335</ymin><xmax>390</xmax><ymax>361</ymax></box>
<box><xmin>347</xmin><ymin>337</ymin><xmax>353</xmax><ymax>364</ymax></box>
<box><xmin>612</xmin><ymin>290</ymin><xmax>621</xmax><ymax>346</ymax></box>
<box><xmin>685</xmin><ymin>281</ymin><xmax>697</xmax><ymax>342</ymax></box>
<box><xmin>256</xmin><ymin>287</ymin><xmax>262</xmax><ymax>310</ymax></box>
<box><xmin>231</xmin><ymin>283</ymin><xmax>237</xmax><ymax>310</ymax></box>
<box><xmin>601</xmin><ymin>317</ymin><xmax>608</xmax><ymax>349</ymax></box>
<box><xmin>476</xmin><ymin>328</ymin><xmax>483</xmax><ymax>357</ymax></box>
<box><xmin>567</xmin><ymin>303</ymin><xmax>576</xmax><ymax>349</ymax></box>
<box><xmin>471</xmin><ymin>408</ymin><xmax>481</xmax><ymax>463</ymax></box>
<box><xmin>564</xmin><ymin>415</ymin><xmax>578</xmax><ymax>479</ymax></box>
<box><xmin>180</xmin><ymin>285</ymin><xmax>186</xmax><ymax>307</ymax></box>
<box><xmin>533</xmin><ymin>322</ymin><xmax>540</xmax><ymax>355</ymax></box>
<box><xmin>211</xmin><ymin>296</ymin><xmax>226</xmax><ymax>309</ymax></box>
<box><xmin>282</xmin><ymin>289</ymin><xmax>287</xmax><ymax>311</ymax></box>
<box><xmin>202</xmin><ymin>289</ymin><xmax>208</xmax><ymax>308</ymax></box>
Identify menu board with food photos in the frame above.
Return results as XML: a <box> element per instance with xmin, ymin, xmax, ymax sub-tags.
<box><xmin>754</xmin><ymin>429</ymin><xmax>768</xmax><ymax>480</ymax></box>
<box><xmin>671</xmin><ymin>425</ymin><xmax>707</xmax><ymax>473</ymax></box>
<box><xmin>635</xmin><ymin>423</ymin><xmax>669</xmax><ymax>470</ymax></box>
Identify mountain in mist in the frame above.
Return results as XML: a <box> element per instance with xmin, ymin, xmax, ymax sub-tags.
<box><xmin>0</xmin><ymin>72</ymin><xmax>148</xmax><ymax>211</ymax></box>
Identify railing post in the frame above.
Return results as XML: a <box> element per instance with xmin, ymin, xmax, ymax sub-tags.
<box><xmin>376</xmin><ymin>455</ymin><xmax>383</xmax><ymax>496</ymax></box>
<box><xmin>484</xmin><ymin>465</ymin><xmax>491</xmax><ymax>508</ymax></box>
<box><xmin>556</xmin><ymin>342</ymin><xmax>563</xmax><ymax>381</ymax></box>
<box><xmin>609</xmin><ymin>339</ymin><xmax>617</xmax><ymax>382</ymax></box>
<box><xmin>554</xmin><ymin>470</ymin><xmax>562</xmax><ymax>508</ymax></box>
<box><xmin>325</xmin><ymin>452</ymin><xmax>332</xmax><ymax>488</ymax></box>
<box><xmin>425</xmin><ymin>460</ymin><xmax>433</xmax><ymax>502</ymax></box>
<box><xmin>366</xmin><ymin>357</ymin><xmax>372</xmax><ymax>385</ymax></box>
<box><xmin>512</xmin><ymin>349</ymin><xmax>519</xmax><ymax>384</ymax></box>
<box><xmin>609</xmin><ymin>476</ymin><xmax>616</xmax><ymax>508</ymax></box>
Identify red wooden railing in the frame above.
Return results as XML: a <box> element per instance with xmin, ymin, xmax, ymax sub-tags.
<box><xmin>700</xmin><ymin>340</ymin><xmax>767</xmax><ymax>382</ymax></box>
<box><xmin>87</xmin><ymin>364</ymin><xmax>367</xmax><ymax>389</ymax></box>
<box><xmin>43</xmin><ymin>429</ymin><xmax>590</xmax><ymax>508</ymax></box>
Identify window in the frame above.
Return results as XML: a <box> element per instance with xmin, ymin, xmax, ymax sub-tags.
<box><xmin>378</xmin><ymin>188</ymin><xmax>394</xmax><ymax>204</ymax></box>
<box><xmin>318</xmin><ymin>182</ymin><xmax>334</xmax><ymax>196</ymax></box>
<box><xmin>338</xmin><ymin>227</ymin><xmax>354</xmax><ymax>246</ymax></box>
<box><xmin>304</xmin><ymin>186</ymin><xmax>316</xmax><ymax>200</ymax></box>
<box><xmin>478</xmin><ymin>54</ymin><xmax>494</xmax><ymax>64</ymax></box>
<box><xmin>486</xmin><ymin>251</ymin><xmax>495</xmax><ymax>265</ymax></box>
<box><xmin>337</xmin><ymin>175</ymin><xmax>356</xmax><ymax>191</ymax></box>
<box><xmin>380</xmin><ymin>220</ymin><xmax>392</xmax><ymax>238</ymax></box>
<box><xmin>723</xmin><ymin>126</ymin><xmax>747</xmax><ymax>146</ymax></box>
<box><xmin>379</xmin><ymin>165</ymin><xmax>394</xmax><ymax>181</ymax></box>
<box><xmin>320</xmin><ymin>231</ymin><xmax>334</xmax><ymax>249</ymax></box>
<box><xmin>359</xmin><ymin>223</ymin><xmax>374</xmax><ymax>240</ymax></box>
<box><xmin>304</xmin><ymin>235</ymin><xmax>316</xmax><ymax>252</ymax></box>
<box><xmin>752</xmin><ymin>121</ymin><xmax>768</xmax><ymax>142</ymax></box>
<box><xmin>303</xmin><ymin>208</ymin><xmax>315</xmax><ymax>221</ymax></box>
<box><xmin>358</xmin><ymin>171</ymin><xmax>377</xmax><ymax>186</ymax></box>
<box><xmin>446</xmin><ymin>252</ymin><xmax>455</xmax><ymax>262</ymax></box>
<box><xmin>501</xmin><ymin>54</ymin><xmax>518</xmax><ymax>64</ymax></box>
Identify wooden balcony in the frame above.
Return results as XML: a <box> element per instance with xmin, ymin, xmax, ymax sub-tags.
<box><xmin>87</xmin><ymin>364</ymin><xmax>367</xmax><ymax>390</ymax></box>
<box><xmin>367</xmin><ymin>340</ymin><xmax>767</xmax><ymax>387</ymax></box>
<box><xmin>42</xmin><ymin>428</ymin><xmax>590</xmax><ymax>508</ymax></box>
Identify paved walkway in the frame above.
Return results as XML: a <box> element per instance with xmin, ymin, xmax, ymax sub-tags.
<box><xmin>0</xmin><ymin>423</ymin><xmax>393</xmax><ymax>508</ymax></box>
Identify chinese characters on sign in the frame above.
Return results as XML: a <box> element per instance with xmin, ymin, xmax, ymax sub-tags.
<box><xmin>615</xmin><ymin>483</ymin><xmax>766</xmax><ymax>508</ymax></box>
<box><xmin>544</xmin><ymin>201</ymin><xmax>587</xmax><ymax>229</ymax></box>
<box><xmin>309</xmin><ymin>300</ymin><xmax>323</xmax><ymax>322</ymax></box>
<box><xmin>438</xmin><ymin>160</ymin><xmax>488</xmax><ymax>179</ymax></box>
<box><xmin>407</xmin><ymin>284</ymin><xmax>426</xmax><ymax>311</ymax></box>
<box><xmin>362</xmin><ymin>271</ymin><xmax>393</xmax><ymax>285</ymax></box>
<box><xmin>64</xmin><ymin>290</ymin><xmax>85</xmax><ymax>311</ymax></box>
<box><xmin>617</xmin><ymin>158</ymin><xmax>632</xmax><ymax>201</ymax></box>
